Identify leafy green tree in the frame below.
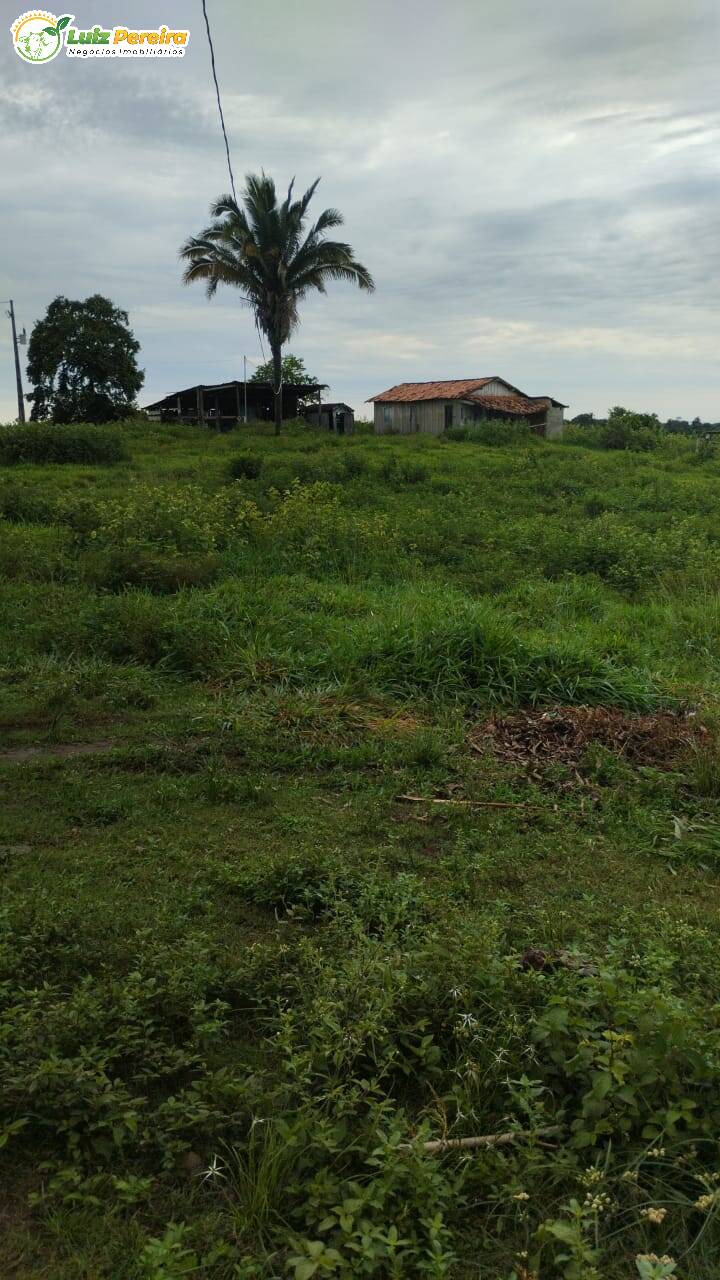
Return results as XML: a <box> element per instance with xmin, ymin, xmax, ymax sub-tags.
<box><xmin>27</xmin><ymin>295</ymin><xmax>143</xmax><ymax>424</ymax></box>
<box><xmin>600</xmin><ymin>406</ymin><xmax>660</xmax><ymax>451</ymax></box>
<box><xmin>249</xmin><ymin>353</ymin><xmax>316</xmax><ymax>386</ymax></box>
<box><xmin>607</xmin><ymin>406</ymin><xmax>660</xmax><ymax>433</ymax></box>
<box><xmin>180</xmin><ymin>173</ymin><xmax>373</xmax><ymax>434</ymax></box>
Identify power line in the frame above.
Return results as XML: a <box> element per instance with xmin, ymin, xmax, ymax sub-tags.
<box><xmin>200</xmin><ymin>3</ymin><xmax>266</xmax><ymax>368</ymax></box>
<box><xmin>201</xmin><ymin>0</ymin><xmax>237</xmax><ymax>203</ymax></box>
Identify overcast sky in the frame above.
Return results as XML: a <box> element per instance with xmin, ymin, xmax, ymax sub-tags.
<box><xmin>2</xmin><ymin>0</ymin><xmax>719</xmax><ymax>421</ymax></box>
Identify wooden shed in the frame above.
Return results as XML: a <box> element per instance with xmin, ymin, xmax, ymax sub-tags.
<box><xmin>368</xmin><ymin>377</ymin><xmax>566</xmax><ymax>438</ymax></box>
<box><xmin>304</xmin><ymin>402</ymin><xmax>355</xmax><ymax>434</ymax></box>
<box><xmin>144</xmin><ymin>380</ymin><xmax>327</xmax><ymax>429</ymax></box>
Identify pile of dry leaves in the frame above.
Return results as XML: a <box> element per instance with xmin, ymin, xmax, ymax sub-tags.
<box><xmin>471</xmin><ymin>705</ymin><xmax>706</xmax><ymax>780</ymax></box>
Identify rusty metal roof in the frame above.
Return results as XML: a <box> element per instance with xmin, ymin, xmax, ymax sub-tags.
<box><xmin>145</xmin><ymin>380</ymin><xmax>327</xmax><ymax>409</ymax></box>
<box><xmin>368</xmin><ymin>378</ymin><xmax>496</xmax><ymax>402</ymax></box>
<box><xmin>367</xmin><ymin>379</ymin><xmax>567</xmax><ymax>410</ymax></box>
<box><xmin>471</xmin><ymin>393</ymin><xmax>551</xmax><ymax>415</ymax></box>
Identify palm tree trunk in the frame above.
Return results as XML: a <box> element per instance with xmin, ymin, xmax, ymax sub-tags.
<box><xmin>272</xmin><ymin>342</ymin><xmax>282</xmax><ymax>435</ymax></box>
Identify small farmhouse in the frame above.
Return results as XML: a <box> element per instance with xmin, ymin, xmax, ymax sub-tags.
<box><xmin>369</xmin><ymin>378</ymin><xmax>566</xmax><ymax>438</ymax></box>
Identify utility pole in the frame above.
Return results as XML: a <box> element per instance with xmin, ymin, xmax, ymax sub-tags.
<box><xmin>4</xmin><ymin>300</ymin><xmax>26</xmax><ymax>423</ymax></box>
<box><xmin>243</xmin><ymin>355</ymin><xmax>248</xmax><ymax>423</ymax></box>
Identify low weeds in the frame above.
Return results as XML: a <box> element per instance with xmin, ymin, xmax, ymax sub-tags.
<box><xmin>90</xmin><ymin>481</ymin><xmax>260</xmax><ymax>554</ymax></box>
<box><xmin>3</xmin><ymin>892</ymin><xmax>719</xmax><ymax>1276</ymax></box>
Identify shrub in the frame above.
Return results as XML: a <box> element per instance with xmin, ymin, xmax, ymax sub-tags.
<box><xmin>380</xmin><ymin>457</ymin><xmax>429</xmax><ymax>487</ymax></box>
<box><xmin>90</xmin><ymin>482</ymin><xmax>261</xmax><ymax>554</ymax></box>
<box><xmin>565</xmin><ymin>513</ymin><xmax>711</xmax><ymax>592</ymax></box>
<box><xmin>564</xmin><ymin>409</ymin><xmax>662</xmax><ymax>453</ymax></box>
<box><xmin>0</xmin><ymin>423</ymin><xmax>128</xmax><ymax>465</ymax></box>
<box><xmin>328</xmin><ymin>451</ymin><xmax>371</xmax><ymax>482</ymax></box>
<box><xmin>228</xmin><ymin>454</ymin><xmax>263</xmax><ymax>480</ymax></box>
<box><xmin>263</xmin><ymin>480</ymin><xmax>397</xmax><ymax>575</ymax></box>
<box><xmin>532</xmin><ymin>961</ymin><xmax>720</xmax><ymax>1147</ymax></box>
<box><xmin>599</xmin><ymin>420</ymin><xmax>658</xmax><ymax>452</ymax></box>
<box><xmin>260</xmin><ymin>462</ymin><xmax>298</xmax><ymax>493</ymax></box>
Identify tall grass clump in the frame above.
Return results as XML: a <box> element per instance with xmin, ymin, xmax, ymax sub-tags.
<box><xmin>342</xmin><ymin>589</ymin><xmax>661</xmax><ymax>709</ymax></box>
<box><xmin>0</xmin><ymin>523</ymin><xmax>73</xmax><ymax>581</ymax></box>
<box><xmin>0</xmin><ymin>423</ymin><xmax>128</xmax><ymax>465</ymax></box>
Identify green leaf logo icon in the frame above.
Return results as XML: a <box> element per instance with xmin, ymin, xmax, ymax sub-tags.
<box><xmin>13</xmin><ymin>11</ymin><xmax>72</xmax><ymax>62</ymax></box>
<box><xmin>42</xmin><ymin>17</ymin><xmax>71</xmax><ymax>37</ymax></box>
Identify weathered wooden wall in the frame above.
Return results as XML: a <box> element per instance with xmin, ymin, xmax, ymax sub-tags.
<box><xmin>374</xmin><ymin>401</ymin><xmax>447</xmax><ymax>435</ymax></box>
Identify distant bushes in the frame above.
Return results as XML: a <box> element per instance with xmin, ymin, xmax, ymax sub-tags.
<box><xmin>564</xmin><ymin>423</ymin><xmax>660</xmax><ymax>452</ymax></box>
<box><xmin>599</xmin><ymin>418</ymin><xmax>658</xmax><ymax>452</ymax></box>
<box><xmin>564</xmin><ymin>513</ymin><xmax>693</xmax><ymax>592</ymax></box>
<box><xmin>0</xmin><ymin>423</ymin><xmax>128</xmax><ymax>466</ymax></box>
<box><xmin>260</xmin><ymin>479</ymin><xmax>398</xmax><ymax>575</ymax></box>
<box><xmin>563</xmin><ymin>407</ymin><xmax>668</xmax><ymax>454</ymax></box>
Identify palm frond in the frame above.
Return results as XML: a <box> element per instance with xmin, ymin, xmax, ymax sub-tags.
<box><xmin>180</xmin><ymin>171</ymin><xmax>374</xmax><ymax>369</ymax></box>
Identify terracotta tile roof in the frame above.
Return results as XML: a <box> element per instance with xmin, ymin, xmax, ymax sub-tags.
<box><xmin>471</xmin><ymin>393</ymin><xmax>551</xmax><ymax>415</ymax></box>
<box><xmin>368</xmin><ymin>378</ymin><xmax>496</xmax><ymax>403</ymax></box>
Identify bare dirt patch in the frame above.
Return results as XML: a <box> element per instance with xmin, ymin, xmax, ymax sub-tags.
<box><xmin>471</xmin><ymin>706</ymin><xmax>706</xmax><ymax>779</ymax></box>
<box><xmin>0</xmin><ymin>740</ymin><xmax>114</xmax><ymax>765</ymax></box>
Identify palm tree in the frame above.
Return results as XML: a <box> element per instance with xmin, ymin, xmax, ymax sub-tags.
<box><xmin>180</xmin><ymin>173</ymin><xmax>374</xmax><ymax>434</ymax></box>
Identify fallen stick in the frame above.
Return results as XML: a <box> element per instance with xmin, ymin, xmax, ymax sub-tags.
<box><xmin>399</xmin><ymin>1125</ymin><xmax>561</xmax><ymax>1154</ymax></box>
<box><xmin>397</xmin><ymin>794</ymin><xmax>537</xmax><ymax>811</ymax></box>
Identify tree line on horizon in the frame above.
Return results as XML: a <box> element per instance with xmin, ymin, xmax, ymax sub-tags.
<box><xmin>571</xmin><ymin>410</ymin><xmax>720</xmax><ymax>435</ymax></box>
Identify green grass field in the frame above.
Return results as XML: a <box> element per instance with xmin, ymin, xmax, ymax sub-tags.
<box><xmin>1</xmin><ymin>418</ymin><xmax>720</xmax><ymax>1279</ymax></box>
